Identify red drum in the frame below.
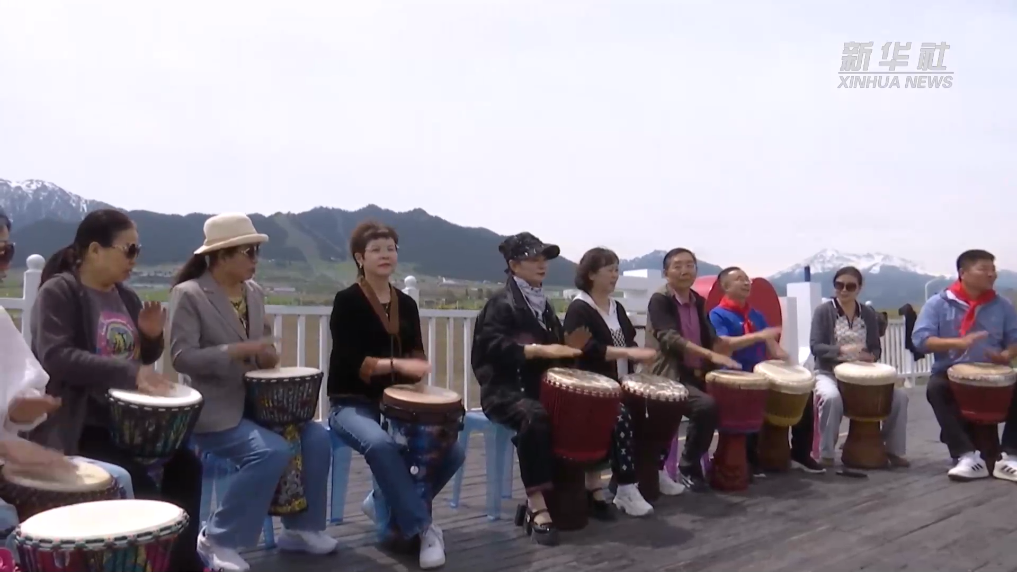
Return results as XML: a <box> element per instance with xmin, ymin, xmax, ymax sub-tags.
<box><xmin>705</xmin><ymin>370</ymin><xmax>769</xmax><ymax>491</ymax></box>
<box><xmin>947</xmin><ymin>362</ymin><xmax>1017</xmax><ymax>473</ymax></box>
<box><xmin>539</xmin><ymin>368</ymin><xmax>621</xmax><ymax>531</ymax></box>
<box><xmin>620</xmin><ymin>373</ymin><xmax>688</xmax><ymax>501</ymax></box>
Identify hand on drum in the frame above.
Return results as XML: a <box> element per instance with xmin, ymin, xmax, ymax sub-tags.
<box><xmin>256</xmin><ymin>345</ymin><xmax>281</xmax><ymax>369</ymax></box>
<box><xmin>136</xmin><ymin>366</ymin><xmax>175</xmax><ymax>396</ymax></box>
<box><xmin>0</xmin><ymin>438</ymin><xmax>75</xmax><ymax>476</ymax></box>
<box><xmin>626</xmin><ymin>347</ymin><xmax>658</xmax><ymax>362</ymax></box>
<box><xmin>7</xmin><ymin>395</ymin><xmax>61</xmax><ymax>424</ymax></box>
<box><xmin>540</xmin><ymin>344</ymin><xmax>583</xmax><ymax>359</ymax></box>
<box><xmin>394</xmin><ymin>358</ymin><xmax>432</xmax><ymax>380</ymax></box>
<box><xmin>758</xmin><ymin>326</ymin><xmax>782</xmax><ymax>340</ymax></box>
<box><xmin>230</xmin><ymin>339</ymin><xmax>278</xmax><ymax>360</ymax></box>
<box><xmin>986</xmin><ymin>348</ymin><xmax>1013</xmax><ymax>366</ymax></box>
<box><xmin>137</xmin><ymin>300</ymin><xmax>166</xmax><ymax>339</ymax></box>
<box><xmin>708</xmin><ymin>352</ymin><xmax>741</xmax><ymax>370</ymax></box>
<box><xmin>855</xmin><ymin>351</ymin><xmax>876</xmax><ymax>363</ymax></box>
<box><xmin>957</xmin><ymin>331</ymin><xmax>989</xmax><ymax>350</ymax></box>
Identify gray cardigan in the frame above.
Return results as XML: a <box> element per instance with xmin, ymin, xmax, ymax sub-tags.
<box><xmin>810</xmin><ymin>300</ymin><xmax>883</xmax><ymax>374</ymax></box>
<box><xmin>169</xmin><ymin>272</ymin><xmax>272</xmax><ymax>433</ymax></box>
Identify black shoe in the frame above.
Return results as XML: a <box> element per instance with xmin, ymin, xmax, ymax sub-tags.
<box><xmin>791</xmin><ymin>456</ymin><xmax>826</xmax><ymax>474</ymax></box>
<box><xmin>587</xmin><ymin>490</ymin><xmax>617</xmax><ymax>521</ymax></box>
<box><xmin>514</xmin><ymin>504</ymin><xmax>559</xmax><ymax>546</ymax></box>
<box><xmin>678</xmin><ymin>472</ymin><xmax>709</xmax><ymax>492</ymax></box>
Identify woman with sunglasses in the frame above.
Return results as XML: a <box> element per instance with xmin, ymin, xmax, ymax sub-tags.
<box><xmin>810</xmin><ymin>266</ymin><xmax>909</xmax><ymax>468</ymax></box>
<box><xmin>29</xmin><ymin>209</ymin><xmax>206</xmax><ymax>572</ymax></box>
<box><xmin>170</xmin><ymin>213</ymin><xmax>336</xmax><ymax>572</ymax></box>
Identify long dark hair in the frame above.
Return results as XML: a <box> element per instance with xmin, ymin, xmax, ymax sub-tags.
<box><xmin>41</xmin><ymin>209</ymin><xmax>135</xmax><ymax>285</ymax></box>
<box><xmin>173</xmin><ymin>255</ymin><xmax>209</xmax><ymax>287</ymax></box>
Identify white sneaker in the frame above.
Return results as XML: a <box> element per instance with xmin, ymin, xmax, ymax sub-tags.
<box><xmin>197</xmin><ymin>528</ymin><xmax>250</xmax><ymax>572</ymax></box>
<box><xmin>419</xmin><ymin>524</ymin><xmax>446</xmax><ymax>569</ymax></box>
<box><xmin>993</xmin><ymin>453</ymin><xmax>1017</xmax><ymax>482</ymax></box>
<box><xmin>612</xmin><ymin>484</ymin><xmax>653</xmax><ymax>517</ymax></box>
<box><xmin>362</xmin><ymin>491</ymin><xmax>376</xmax><ymax>523</ymax></box>
<box><xmin>948</xmin><ymin>452</ymin><xmax>989</xmax><ymax>481</ymax></box>
<box><xmin>658</xmin><ymin>470</ymin><xmax>686</xmax><ymax>496</ymax></box>
<box><xmin>277</xmin><ymin>529</ymin><xmax>339</xmax><ymax>554</ymax></box>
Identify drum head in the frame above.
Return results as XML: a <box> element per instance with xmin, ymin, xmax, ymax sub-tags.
<box><xmin>753</xmin><ymin>360</ymin><xmax>816</xmax><ymax>395</ymax></box>
<box><xmin>833</xmin><ymin>361</ymin><xmax>897</xmax><ymax>386</ymax></box>
<box><xmin>109</xmin><ymin>383</ymin><xmax>203</xmax><ymax>408</ymax></box>
<box><xmin>948</xmin><ymin>362</ymin><xmax>1017</xmax><ymax>387</ymax></box>
<box><xmin>382</xmin><ymin>384</ymin><xmax>462</xmax><ymax>412</ymax></box>
<box><xmin>704</xmin><ymin>369</ymin><xmax>768</xmax><ymax>389</ymax></box>
<box><xmin>544</xmin><ymin>368</ymin><xmax>620</xmax><ymax>396</ymax></box>
<box><xmin>3</xmin><ymin>459</ymin><xmax>111</xmax><ymax>492</ymax></box>
<box><xmin>620</xmin><ymin>373</ymin><xmax>688</xmax><ymax>401</ymax></box>
<box><xmin>245</xmin><ymin>367</ymin><xmax>322</xmax><ymax>380</ymax></box>
<box><xmin>17</xmin><ymin>499</ymin><xmax>185</xmax><ymax>542</ymax></box>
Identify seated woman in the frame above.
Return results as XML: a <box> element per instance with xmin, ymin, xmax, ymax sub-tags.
<box><xmin>27</xmin><ymin>209</ymin><xmax>205</xmax><ymax>572</ymax></box>
<box><xmin>472</xmin><ymin>232</ymin><xmax>584</xmax><ymax>546</ymax></box>
<box><xmin>562</xmin><ymin>247</ymin><xmax>661</xmax><ymax>517</ymax></box>
<box><xmin>811</xmin><ymin>266</ymin><xmax>909</xmax><ymax>468</ymax></box>
<box><xmin>169</xmin><ymin>213</ymin><xmax>336</xmax><ymax>572</ymax></box>
<box><xmin>327</xmin><ymin>220</ymin><xmax>463</xmax><ymax>571</ymax></box>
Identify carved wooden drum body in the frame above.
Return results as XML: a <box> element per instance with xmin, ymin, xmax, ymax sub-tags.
<box><xmin>705</xmin><ymin>370</ymin><xmax>768</xmax><ymax>491</ymax></box>
<box><xmin>834</xmin><ymin>362</ymin><xmax>897</xmax><ymax>469</ymax></box>
<box><xmin>753</xmin><ymin>361</ymin><xmax>815</xmax><ymax>472</ymax></box>
<box><xmin>947</xmin><ymin>362</ymin><xmax>1017</xmax><ymax>472</ymax></box>
<box><xmin>620</xmin><ymin>373</ymin><xmax>688</xmax><ymax>501</ymax></box>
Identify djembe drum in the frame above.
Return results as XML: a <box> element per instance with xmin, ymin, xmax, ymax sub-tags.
<box><xmin>620</xmin><ymin>373</ymin><xmax>688</xmax><ymax>501</ymax></box>
<box><xmin>244</xmin><ymin>366</ymin><xmax>323</xmax><ymax>516</ymax></box>
<box><xmin>705</xmin><ymin>370</ymin><xmax>769</xmax><ymax>491</ymax></box>
<box><xmin>754</xmin><ymin>361</ymin><xmax>816</xmax><ymax>472</ymax></box>
<box><xmin>0</xmin><ymin>460</ymin><xmax>121</xmax><ymax>523</ymax></box>
<box><xmin>947</xmin><ymin>362</ymin><xmax>1017</xmax><ymax>473</ymax></box>
<box><xmin>834</xmin><ymin>361</ymin><xmax>897</xmax><ymax>469</ymax></box>
<box><xmin>379</xmin><ymin>384</ymin><xmax>464</xmax><ymax>541</ymax></box>
<box><xmin>535</xmin><ymin>368</ymin><xmax>620</xmax><ymax>531</ymax></box>
<box><xmin>14</xmin><ymin>499</ymin><xmax>188</xmax><ymax>572</ymax></box>
<box><xmin>106</xmin><ymin>384</ymin><xmax>203</xmax><ymax>486</ymax></box>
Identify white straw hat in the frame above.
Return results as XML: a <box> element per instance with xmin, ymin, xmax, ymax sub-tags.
<box><xmin>193</xmin><ymin>213</ymin><xmax>269</xmax><ymax>255</ymax></box>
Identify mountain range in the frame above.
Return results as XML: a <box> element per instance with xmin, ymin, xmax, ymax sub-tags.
<box><xmin>3</xmin><ymin>179</ymin><xmax>1015</xmax><ymax>308</ymax></box>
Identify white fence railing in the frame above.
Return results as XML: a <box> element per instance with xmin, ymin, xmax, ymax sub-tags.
<box><xmin>0</xmin><ymin>255</ymin><xmax>932</xmax><ymax>420</ymax></box>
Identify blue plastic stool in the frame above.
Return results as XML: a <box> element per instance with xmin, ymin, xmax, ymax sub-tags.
<box><xmin>327</xmin><ymin>426</ymin><xmax>354</xmax><ymax>524</ymax></box>
<box><xmin>197</xmin><ymin>449</ymin><xmax>277</xmax><ymax>549</ymax></box>
<box><xmin>449</xmin><ymin>409</ymin><xmax>515</xmax><ymax>520</ymax></box>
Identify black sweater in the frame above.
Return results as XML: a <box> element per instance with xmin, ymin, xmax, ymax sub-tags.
<box><xmin>326</xmin><ymin>281</ymin><xmax>425</xmax><ymax>403</ymax></box>
<box><xmin>562</xmin><ymin>298</ymin><xmax>637</xmax><ymax>382</ymax></box>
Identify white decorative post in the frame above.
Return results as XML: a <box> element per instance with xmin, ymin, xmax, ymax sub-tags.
<box><xmin>785</xmin><ymin>281</ymin><xmax>823</xmax><ymax>367</ymax></box>
<box><xmin>778</xmin><ymin>297</ymin><xmax>799</xmax><ymax>364</ymax></box>
<box><xmin>21</xmin><ymin>254</ymin><xmax>45</xmax><ymax>345</ymax></box>
<box><xmin>403</xmin><ymin>276</ymin><xmax>419</xmax><ymax>304</ymax></box>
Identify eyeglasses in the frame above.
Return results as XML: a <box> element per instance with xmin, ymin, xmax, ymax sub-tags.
<box><xmin>0</xmin><ymin>242</ymin><xmax>14</xmax><ymax>265</ymax></box>
<box><xmin>833</xmin><ymin>281</ymin><xmax>858</xmax><ymax>292</ymax></box>
<box><xmin>112</xmin><ymin>243</ymin><xmax>142</xmax><ymax>260</ymax></box>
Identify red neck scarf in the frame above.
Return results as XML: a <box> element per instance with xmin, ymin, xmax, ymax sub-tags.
<box><xmin>717</xmin><ymin>296</ymin><xmax>755</xmax><ymax>334</ymax></box>
<box><xmin>946</xmin><ymin>281</ymin><xmax>996</xmax><ymax>336</ymax></box>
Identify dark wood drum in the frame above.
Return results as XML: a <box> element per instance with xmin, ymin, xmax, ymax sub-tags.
<box><xmin>834</xmin><ymin>362</ymin><xmax>897</xmax><ymax>469</ymax></box>
<box><xmin>620</xmin><ymin>373</ymin><xmax>688</xmax><ymax>501</ymax></box>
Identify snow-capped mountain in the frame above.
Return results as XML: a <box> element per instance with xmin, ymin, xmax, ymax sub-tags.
<box><xmin>772</xmin><ymin>248</ymin><xmax>930</xmax><ymax>279</ymax></box>
<box><xmin>0</xmin><ymin>179</ymin><xmax>113</xmax><ymax>228</ymax></box>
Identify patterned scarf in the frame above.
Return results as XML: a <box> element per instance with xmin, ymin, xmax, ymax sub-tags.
<box><xmin>513</xmin><ymin>275</ymin><xmax>548</xmax><ymax>328</ymax></box>
<box><xmin>947</xmin><ymin>281</ymin><xmax>996</xmax><ymax>336</ymax></box>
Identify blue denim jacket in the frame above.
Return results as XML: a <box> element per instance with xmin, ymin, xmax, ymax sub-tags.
<box><xmin>912</xmin><ymin>290</ymin><xmax>1017</xmax><ymax>373</ymax></box>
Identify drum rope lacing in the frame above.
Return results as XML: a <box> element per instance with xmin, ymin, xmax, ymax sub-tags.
<box><xmin>16</xmin><ymin>517</ymin><xmax>189</xmax><ymax>550</ymax></box>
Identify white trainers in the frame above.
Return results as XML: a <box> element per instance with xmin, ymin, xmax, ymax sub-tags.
<box><xmin>993</xmin><ymin>453</ymin><xmax>1017</xmax><ymax>482</ymax></box>
<box><xmin>612</xmin><ymin>484</ymin><xmax>653</xmax><ymax>517</ymax></box>
<box><xmin>277</xmin><ymin>529</ymin><xmax>339</xmax><ymax>554</ymax></box>
<box><xmin>197</xmin><ymin>527</ymin><xmax>250</xmax><ymax>572</ymax></box>
<box><xmin>658</xmin><ymin>470</ymin><xmax>687</xmax><ymax>496</ymax></box>
<box><xmin>419</xmin><ymin>524</ymin><xmax>446</xmax><ymax>569</ymax></box>
<box><xmin>948</xmin><ymin>452</ymin><xmax>989</xmax><ymax>481</ymax></box>
<box><xmin>362</xmin><ymin>491</ymin><xmax>376</xmax><ymax>523</ymax></box>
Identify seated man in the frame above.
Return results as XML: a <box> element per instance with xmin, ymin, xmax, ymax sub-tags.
<box><xmin>645</xmin><ymin>248</ymin><xmax>740</xmax><ymax>491</ymax></box>
<box><xmin>472</xmin><ymin>232</ymin><xmax>583</xmax><ymax>546</ymax></box>
<box><xmin>914</xmin><ymin>249</ymin><xmax>1017</xmax><ymax>481</ymax></box>
<box><xmin>708</xmin><ymin>267</ymin><xmax>824</xmax><ymax>477</ymax></box>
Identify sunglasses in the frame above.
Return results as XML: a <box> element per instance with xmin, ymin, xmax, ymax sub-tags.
<box><xmin>0</xmin><ymin>242</ymin><xmax>14</xmax><ymax>266</ymax></box>
<box><xmin>833</xmin><ymin>281</ymin><xmax>858</xmax><ymax>293</ymax></box>
<box><xmin>112</xmin><ymin>243</ymin><xmax>142</xmax><ymax>260</ymax></box>
<box><xmin>238</xmin><ymin>245</ymin><xmax>260</xmax><ymax>260</ymax></box>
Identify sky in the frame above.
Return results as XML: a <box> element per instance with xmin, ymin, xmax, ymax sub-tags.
<box><xmin>0</xmin><ymin>0</ymin><xmax>1013</xmax><ymax>276</ymax></box>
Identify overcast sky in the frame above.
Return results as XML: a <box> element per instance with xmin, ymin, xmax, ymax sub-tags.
<box><xmin>0</xmin><ymin>0</ymin><xmax>1012</xmax><ymax>275</ymax></box>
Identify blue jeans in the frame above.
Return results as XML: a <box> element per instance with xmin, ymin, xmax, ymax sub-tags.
<box><xmin>192</xmin><ymin>419</ymin><xmax>332</xmax><ymax>548</ymax></box>
<box><xmin>329</xmin><ymin>401</ymin><xmax>465</xmax><ymax>542</ymax></box>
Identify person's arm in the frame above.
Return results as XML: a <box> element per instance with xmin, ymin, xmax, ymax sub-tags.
<box><xmin>1000</xmin><ymin>300</ymin><xmax>1017</xmax><ymax>357</ymax></box>
<box><xmin>32</xmin><ymin>279</ymin><xmax>137</xmax><ymax>391</ymax></box>
<box><xmin>0</xmin><ymin>308</ymin><xmax>50</xmax><ymax>435</ymax></box>
<box><xmin>329</xmin><ymin>290</ymin><xmax>410</xmax><ymax>383</ymax></box>
<box><xmin>405</xmin><ymin>296</ymin><xmax>427</xmax><ymax>361</ymax></box>
<box><xmin>169</xmin><ymin>285</ymin><xmax>244</xmax><ymax>378</ymax></box>
<box><xmin>471</xmin><ymin>297</ymin><xmax>527</xmax><ymax>371</ymax></box>
<box><xmin>809</xmin><ymin>304</ymin><xmax>841</xmax><ymax>360</ymax></box>
<box><xmin>563</xmin><ymin>302</ymin><xmax>627</xmax><ymax>362</ymax></box>
<box><xmin>647</xmin><ymin>293</ymin><xmax>715</xmax><ymax>361</ymax></box>
<box><xmin>126</xmin><ymin>289</ymin><xmax>164</xmax><ymax>366</ymax></box>
<box><xmin>912</xmin><ymin>298</ymin><xmax>956</xmax><ymax>353</ymax></box>
<box><xmin>709</xmin><ymin>309</ymin><xmax>771</xmax><ymax>350</ymax></box>
<box><xmin>863</xmin><ymin>306</ymin><xmax>883</xmax><ymax>361</ymax></box>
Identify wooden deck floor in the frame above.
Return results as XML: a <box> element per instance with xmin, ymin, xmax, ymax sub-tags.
<box><xmin>245</xmin><ymin>388</ymin><xmax>1017</xmax><ymax>572</ymax></box>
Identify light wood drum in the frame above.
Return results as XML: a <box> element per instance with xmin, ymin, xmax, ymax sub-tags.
<box><xmin>834</xmin><ymin>361</ymin><xmax>898</xmax><ymax>469</ymax></box>
<box><xmin>754</xmin><ymin>361</ymin><xmax>816</xmax><ymax>472</ymax></box>
<box><xmin>947</xmin><ymin>362</ymin><xmax>1017</xmax><ymax>473</ymax></box>
<box><xmin>705</xmin><ymin>370</ymin><xmax>769</xmax><ymax>491</ymax></box>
